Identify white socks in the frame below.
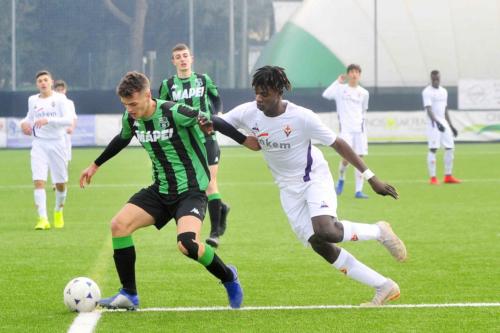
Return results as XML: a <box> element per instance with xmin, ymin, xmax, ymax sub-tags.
<box><xmin>355</xmin><ymin>169</ymin><xmax>364</xmax><ymax>192</ymax></box>
<box><xmin>333</xmin><ymin>248</ymin><xmax>387</xmax><ymax>288</ymax></box>
<box><xmin>340</xmin><ymin>220</ymin><xmax>381</xmax><ymax>241</ymax></box>
<box><xmin>34</xmin><ymin>189</ymin><xmax>47</xmax><ymax>219</ymax></box>
<box><xmin>55</xmin><ymin>189</ymin><xmax>67</xmax><ymax>212</ymax></box>
<box><xmin>427</xmin><ymin>151</ymin><xmax>437</xmax><ymax>177</ymax></box>
<box><xmin>444</xmin><ymin>149</ymin><xmax>454</xmax><ymax>175</ymax></box>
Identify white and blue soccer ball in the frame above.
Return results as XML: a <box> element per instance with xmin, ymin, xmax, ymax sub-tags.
<box><xmin>63</xmin><ymin>277</ymin><xmax>101</xmax><ymax>312</ymax></box>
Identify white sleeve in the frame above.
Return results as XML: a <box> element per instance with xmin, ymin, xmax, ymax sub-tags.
<box><xmin>305</xmin><ymin>110</ymin><xmax>337</xmax><ymax>146</ymax></box>
<box><xmin>363</xmin><ymin>90</ymin><xmax>369</xmax><ymax>111</ymax></box>
<box><xmin>443</xmin><ymin>89</ymin><xmax>448</xmax><ymax>107</ymax></box>
<box><xmin>422</xmin><ymin>88</ymin><xmax>432</xmax><ymax>107</ymax></box>
<box><xmin>220</xmin><ymin>103</ymin><xmax>252</xmax><ymax>132</ymax></box>
<box><xmin>48</xmin><ymin>96</ymin><xmax>73</xmax><ymax>127</ymax></box>
<box><xmin>68</xmin><ymin>100</ymin><xmax>77</xmax><ymax>119</ymax></box>
<box><xmin>21</xmin><ymin>97</ymin><xmax>35</xmax><ymax>125</ymax></box>
<box><xmin>322</xmin><ymin>80</ymin><xmax>340</xmax><ymax>101</ymax></box>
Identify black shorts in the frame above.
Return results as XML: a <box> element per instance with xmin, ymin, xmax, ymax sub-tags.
<box><xmin>128</xmin><ymin>184</ymin><xmax>207</xmax><ymax>230</ymax></box>
<box><xmin>204</xmin><ymin>137</ymin><xmax>221</xmax><ymax>166</ymax></box>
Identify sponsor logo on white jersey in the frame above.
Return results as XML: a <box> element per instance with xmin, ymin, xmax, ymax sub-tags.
<box><xmin>257</xmin><ymin>133</ymin><xmax>291</xmax><ymax>150</ymax></box>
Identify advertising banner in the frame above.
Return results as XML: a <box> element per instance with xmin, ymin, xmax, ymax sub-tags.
<box><xmin>6</xmin><ymin>117</ymin><xmax>33</xmax><ymax>148</ymax></box>
<box><xmin>459</xmin><ymin>79</ymin><xmax>500</xmax><ymax>110</ymax></box>
<box><xmin>0</xmin><ymin>118</ymin><xmax>6</xmax><ymax>148</ymax></box>
<box><xmin>71</xmin><ymin>115</ymin><xmax>96</xmax><ymax>146</ymax></box>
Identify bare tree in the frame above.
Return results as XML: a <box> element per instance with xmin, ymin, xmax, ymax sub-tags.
<box><xmin>104</xmin><ymin>0</ymin><xmax>148</xmax><ymax>71</ymax></box>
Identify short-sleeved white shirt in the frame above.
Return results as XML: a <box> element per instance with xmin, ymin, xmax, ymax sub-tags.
<box><xmin>322</xmin><ymin>80</ymin><xmax>369</xmax><ymax>133</ymax></box>
<box><xmin>222</xmin><ymin>101</ymin><xmax>337</xmax><ymax>186</ymax></box>
<box><xmin>25</xmin><ymin>92</ymin><xmax>72</xmax><ymax>140</ymax></box>
<box><xmin>66</xmin><ymin>98</ymin><xmax>77</xmax><ymax>121</ymax></box>
<box><xmin>422</xmin><ymin>85</ymin><xmax>448</xmax><ymax>123</ymax></box>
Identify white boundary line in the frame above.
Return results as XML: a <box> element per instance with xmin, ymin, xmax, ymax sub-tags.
<box><xmin>3</xmin><ymin>178</ymin><xmax>500</xmax><ymax>190</ymax></box>
<box><xmin>118</xmin><ymin>302</ymin><xmax>500</xmax><ymax>312</ymax></box>
<box><xmin>67</xmin><ymin>312</ymin><xmax>101</xmax><ymax>333</ymax></box>
<box><xmin>68</xmin><ymin>302</ymin><xmax>500</xmax><ymax>333</ymax></box>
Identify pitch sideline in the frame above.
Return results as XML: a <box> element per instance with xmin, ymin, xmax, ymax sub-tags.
<box><xmin>68</xmin><ymin>302</ymin><xmax>500</xmax><ymax>333</ymax></box>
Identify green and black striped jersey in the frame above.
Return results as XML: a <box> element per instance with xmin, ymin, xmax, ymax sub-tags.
<box><xmin>159</xmin><ymin>73</ymin><xmax>221</xmax><ymax>139</ymax></box>
<box><xmin>121</xmin><ymin>99</ymin><xmax>210</xmax><ymax>195</ymax></box>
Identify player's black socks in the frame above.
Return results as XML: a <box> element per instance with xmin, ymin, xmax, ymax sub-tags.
<box><xmin>113</xmin><ymin>246</ymin><xmax>137</xmax><ymax>295</ymax></box>
<box><xmin>205</xmin><ymin>254</ymin><xmax>234</xmax><ymax>283</ymax></box>
<box><xmin>208</xmin><ymin>197</ymin><xmax>222</xmax><ymax>236</ymax></box>
<box><xmin>112</xmin><ymin>236</ymin><xmax>137</xmax><ymax>294</ymax></box>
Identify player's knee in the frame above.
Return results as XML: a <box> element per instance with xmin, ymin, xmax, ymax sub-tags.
<box><xmin>312</xmin><ymin>219</ymin><xmax>343</xmax><ymax>243</ymax></box>
<box><xmin>110</xmin><ymin>216</ymin><xmax>131</xmax><ymax>236</ymax></box>
<box><xmin>177</xmin><ymin>232</ymin><xmax>199</xmax><ymax>260</ymax></box>
<box><xmin>55</xmin><ymin>183</ymin><xmax>65</xmax><ymax>192</ymax></box>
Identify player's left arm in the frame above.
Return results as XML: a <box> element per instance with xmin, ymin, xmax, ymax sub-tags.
<box><xmin>205</xmin><ymin>75</ymin><xmax>223</xmax><ymax>115</ymax></box>
<box><xmin>444</xmin><ymin>106</ymin><xmax>458</xmax><ymax>137</ymax></box>
<box><xmin>35</xmin><ymin>96</ymin><xmax>73</xmax><ymax>128</ymax></box>
<box><xmin>331</xmin><ymin>137</ymin><xmax>398</xmax><ymax>199</ymax></box>
<box><xmin>67</xmin><ymin>101</ymin><xmax>77</xmax><ymax>134</ymax></box>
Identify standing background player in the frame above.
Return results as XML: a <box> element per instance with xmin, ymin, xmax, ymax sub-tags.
<box><xmin>54</xmin><ymin>80</ymin><xmax>77</xmax><ymax>164</ymax></box>
<box><xmin>422</xmin><ymin>70</ymin><xmax>461</xmax><ymax>184</ymax></box>
<box><xmin>159</xmin><ymin>43</ymin><xmax>229</xmax><ymax>247</ymax></box>
<box><xmin>20</xmin><ymin>70</ymin><xmax>73</xmax><ymax>230</ymax></box>
<box><xmin>322</xmin><ymin>64</ymin><xmax>370</xmax><ymax>199</ymax></box>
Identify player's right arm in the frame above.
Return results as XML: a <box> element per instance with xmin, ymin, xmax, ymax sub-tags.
<box><xmin>423</xmin><ymin>88</ymin><xmax>444</xmax><ymax>132</ymax></box>
<box><xmin>198</xmin><ymin>103</ymin><xmax>260</xmax><ymax>151</ymax></box>
<box><xmin>158</xmin><ymin>79</ymin><xmax>171</xmax><ymax>100</ymax></box>
<box><xmin>321</xmin><ymin>74</ymin><xmax>345</xmax><ymax>100</ymax></box>
<box><xmin>80</xmin><ymin>114</ymin><xmax>133</xmax><ymax>188</ymax></box>
<box><xmin>20</xmin><ymin>96</ymin><xmax>35</xmax><ymax>135</ymax></box>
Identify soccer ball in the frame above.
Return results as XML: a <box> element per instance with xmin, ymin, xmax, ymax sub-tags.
<box><xmin>63</xmin><ymin>277</ymin><xmax>101</xmax><ymax>312</ymax></box>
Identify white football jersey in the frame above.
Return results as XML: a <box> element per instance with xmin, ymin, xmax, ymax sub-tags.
<box><xmin>222</xmin><ymin>101</ymin><xmax>337</xmax><ymax>185</ymax></box>
<box><xmin>24</xmin><ymin>92</ymin><xmax>73</xmax><ymax>139</ymax></box>
<box><xmin>422</xmin><ymin>85</ymin><xmax>448</xmax><ymax>123</ymax></box>
<box><xmin>322</xmin><ymin>80</ymin><xmax>369</xmax><ymax>133</ymax></box>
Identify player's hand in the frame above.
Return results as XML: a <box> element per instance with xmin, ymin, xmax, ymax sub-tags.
<box><xmin>337</xmin><ymin>74</ymin><xmax>346</xmax><ymax>84</ymax></box>
<box><xmin>20</xmin><ymin>122</ymin><xmax>33</xmax><ymax>136</ymax></box>
<box><xmin>450</xmin><ymin>125</ymin><xmax>458</xmax><ymax>137</ymax></box>
<box><xmin>66</xmin><ymin>127</ymin><xmax>74</xmax><ymax>134</ymax></box>
<box><xmin>368</xmin><ymin>176</ymin><xmax>399</xmax><ymax>199</ymax></box>
<box><xmin>435</xmin><ymin>121</ymin><xmax>445</xmax><ymax>132</ymax></box>
<box><xmin>197</xmin><ymin>115</ymin><xmax>214</xmax><ymax>135</ymax></box>
<box><xmin>243</xmin><ymin>136</ymin><xmax>261</xmax><ymax>151</ymax></box>
<box><xmin>34</xmin><ymin>118</ymin><xmax>49</xmax><ymax>128</ymax></box>
<box><xmin>80</xmin><ymin>163</ymin><xmax>99</xmax><ymax>188</ymax></box>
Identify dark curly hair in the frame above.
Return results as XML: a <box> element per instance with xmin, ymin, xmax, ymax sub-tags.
<box><xmin>252</xmin><ymin>66</ymin><xmax>291</xmax><ymax>95</ymax></box>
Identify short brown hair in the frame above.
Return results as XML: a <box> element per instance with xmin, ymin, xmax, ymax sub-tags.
<box><xmin>171</xmin><ymin>43</ymin><xmax>191</xmax><ymax>56</ymax></box>
<box><xmin>35</xmin><ymin>70</ymin><xmax>52</xmax><ymax>80</ymax></box>
<box><xmin>54</xmin><ymin>80</ymin><xmax>67</xmax><ymax>90</ymax></box>
<box><xmin>346</xmin><ymin>64</ymin><xmax>362</xmax><ymax>73</ymax></box>
<box><xmin>116</xmin><ymin>71</ymin><xmax>150</xmax><ymax>97</ymax></box>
